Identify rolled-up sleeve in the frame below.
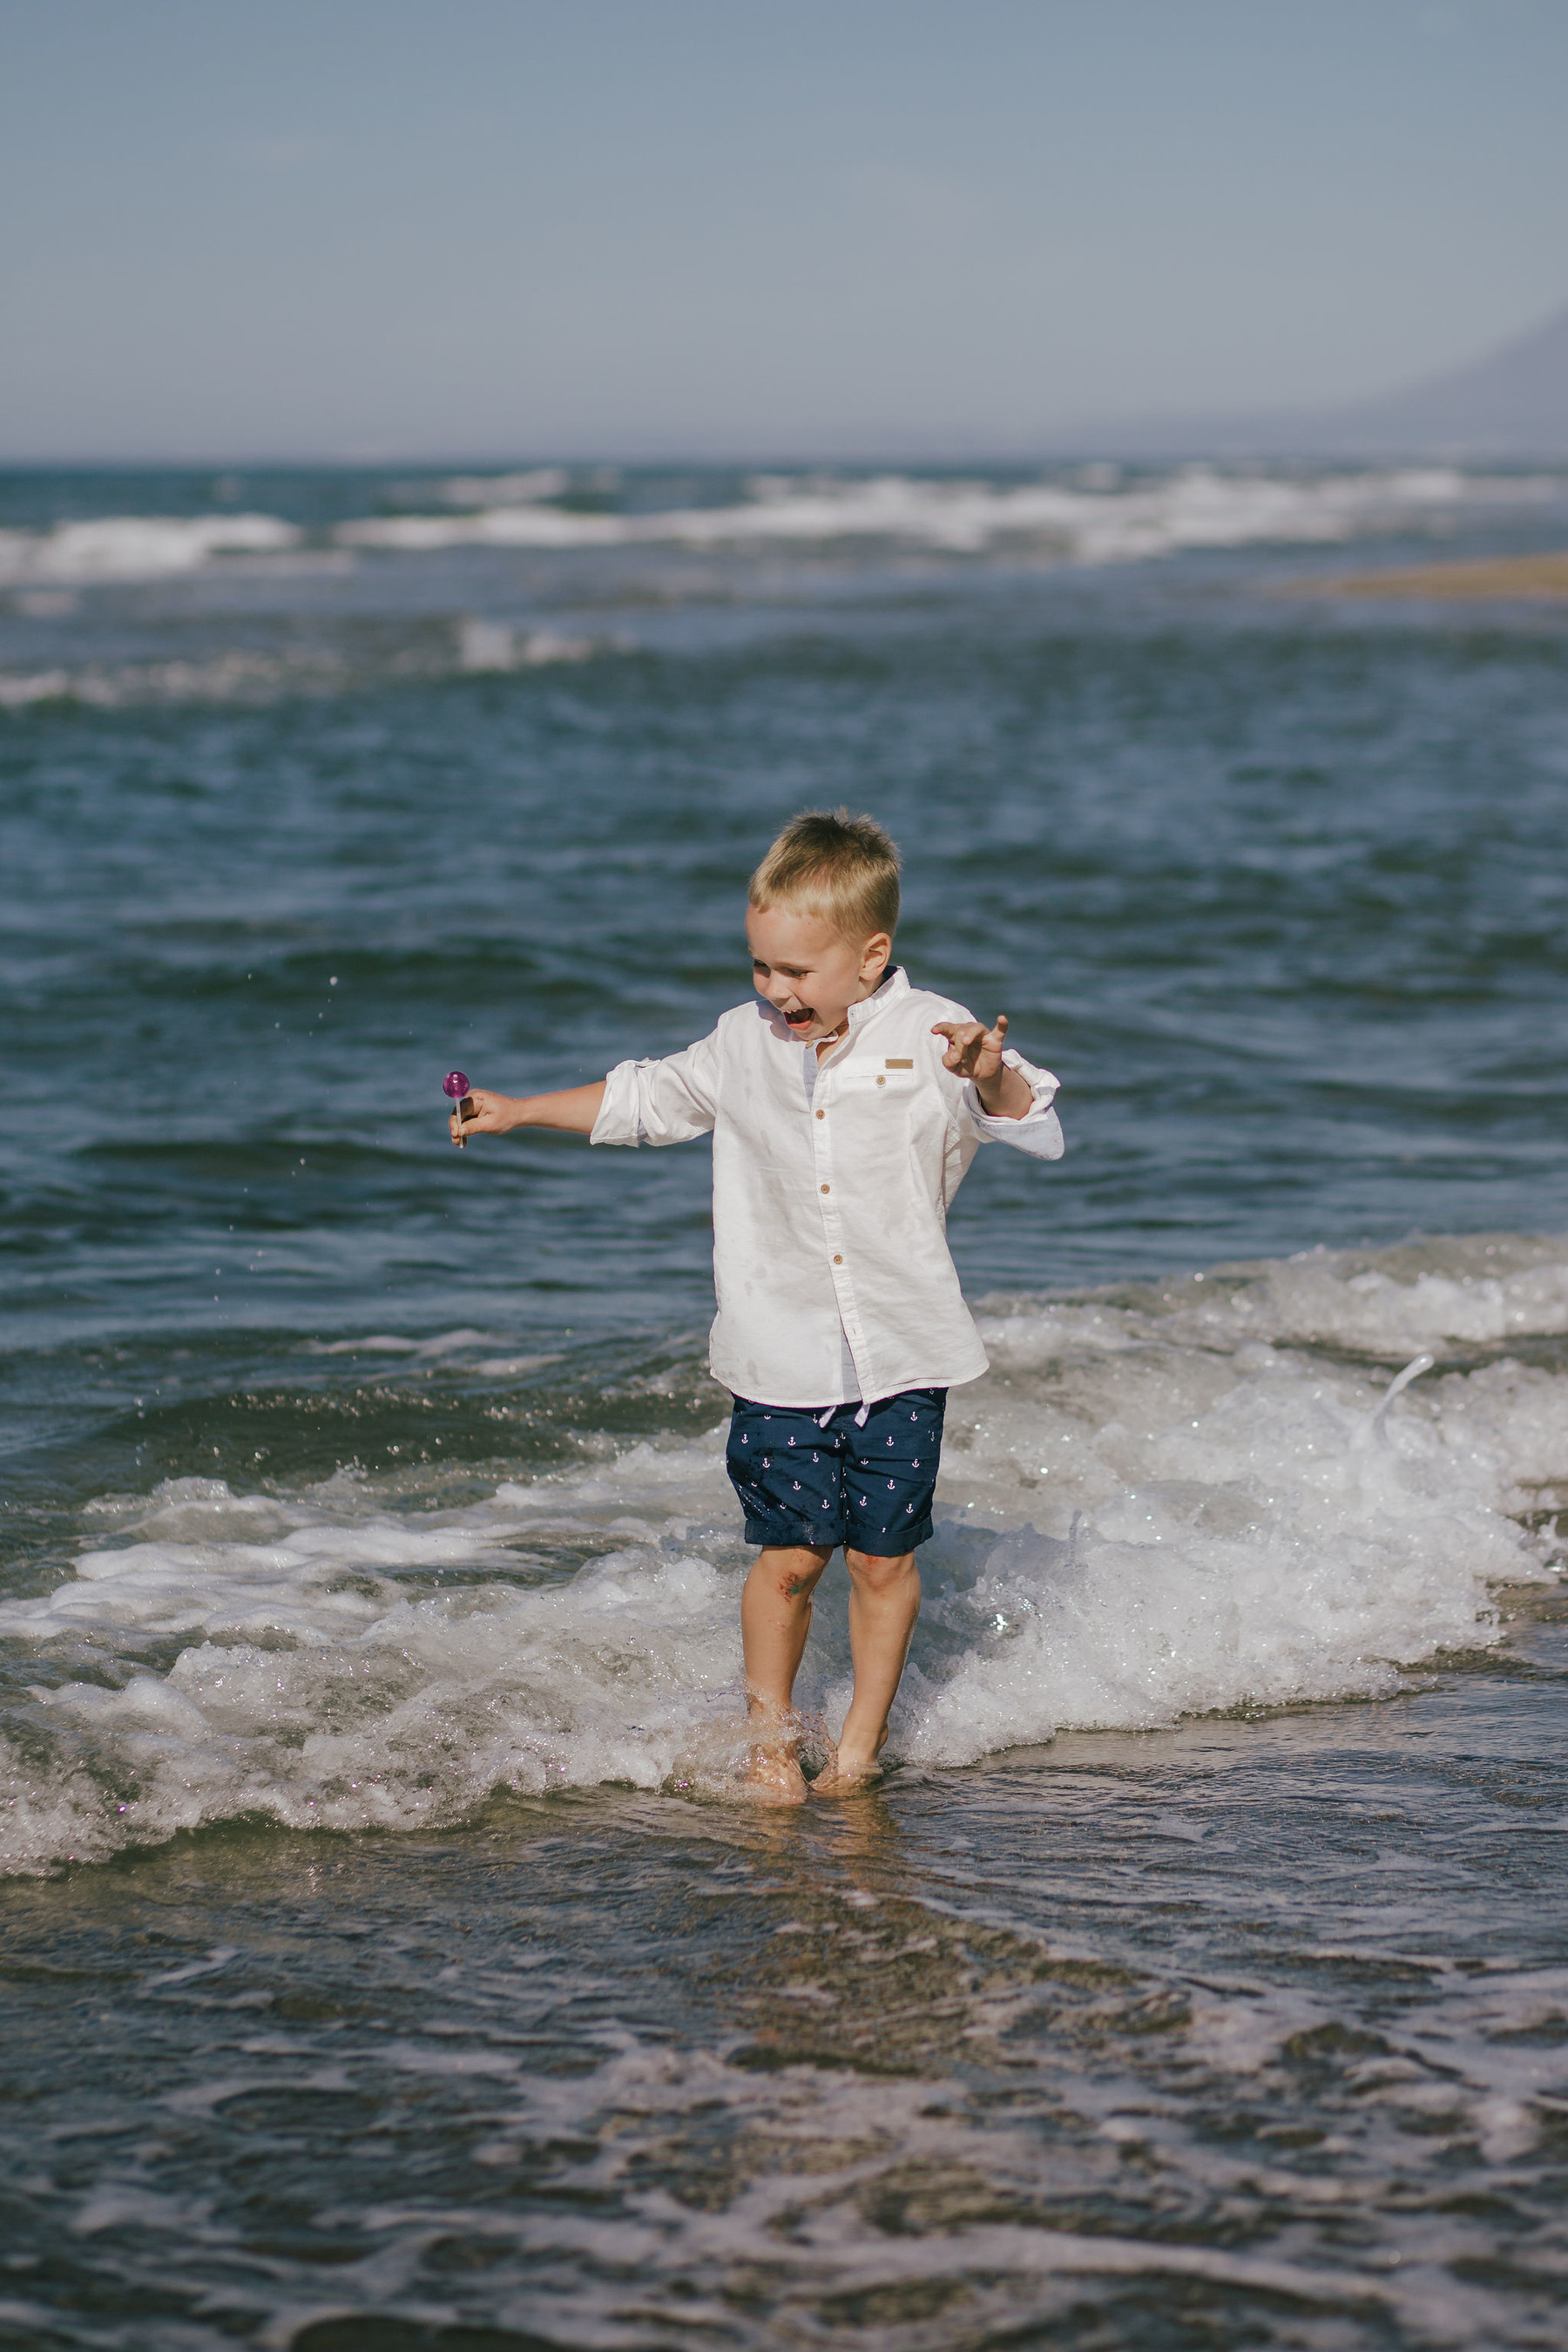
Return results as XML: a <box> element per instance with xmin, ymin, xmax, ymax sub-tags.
<box><xmin>590</xmin><ymin>1031</ymin><xmax>721</xmax><ymax>1148</ymax></box>
<box><xmin>962</xmin><ymin>1050</ymin><xmax>1064</xmax><ymax>1161</ymax></box>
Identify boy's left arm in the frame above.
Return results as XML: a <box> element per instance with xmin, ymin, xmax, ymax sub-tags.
<box><xmin>932</xmin><ymin>1012</ymin><xmax>1064</xmax><ymax>1159</ymax></box>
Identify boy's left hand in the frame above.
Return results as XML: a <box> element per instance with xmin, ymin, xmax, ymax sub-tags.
<box><xmin>931</xmin><ymin>1013</ymin><xmax>1034</xmax><ymax>1119</ymax></box>
<box><xmin>932</xmin><ymin>1012</ymin><xmax>1010</xmax><ymax>1082</ymax></box>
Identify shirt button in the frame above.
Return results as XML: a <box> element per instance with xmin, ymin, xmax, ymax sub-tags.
<box><xmin>821</xmin><ymin>1183</ymin><xmax>830</xmax><ymax>1193</ymax></box>
<box><xmin>815</xmin><ymin>1109</ymin><xmax>825</xmax><ymax>1119</ymax></box>
<box><xmin>833</xmin><ymin>1254</ymin><xmax>843</xmax><ymax>1265</ymax></box>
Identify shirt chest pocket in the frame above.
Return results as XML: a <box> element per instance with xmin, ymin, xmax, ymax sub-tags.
<box><xmin>822</xmin><ymin>1061</ymin><xmax>929</xmax><ymax>1144</ymax></box>
<box><xmin>831</xmin><ymin>1058</ymin><xmax>919</xmax><ymax>1099</ymax></box>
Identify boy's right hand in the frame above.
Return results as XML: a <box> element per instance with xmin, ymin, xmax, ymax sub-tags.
<box><xmin>449</xmin><ymin>1079</ymin><xmax>606</xmax><ymax>1144</ymax></box>
<box><xmin>450</xmin><ymin>1087</ymin><xmax>517</xmax><ymax>1145</ymax></box>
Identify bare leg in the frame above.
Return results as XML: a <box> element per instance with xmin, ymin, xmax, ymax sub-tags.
<box><xmin>813</xmin><ymin>1548</ymin><xmax>920</xmax><ymax>1794</ymax></box>
<box><xmin>740</xmin><ymin>1544</ymin><xmax>832</xmax><ymax>1802</ymax></box>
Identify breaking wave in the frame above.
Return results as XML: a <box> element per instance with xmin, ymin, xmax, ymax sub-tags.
<box><xmin>3</xmin><ymin>1233</ymin><xmax>1564</xmax><ymax>1874</ymax></box>
<box><xmin>339</xmin><ymin>464</ymin><xmax>1564</xmax><ymax>561</ymax></box>
<box><xmin>0</xmin><ymin>618</ymin><xmax>618</xmax><ymax>710</ymax></box>
<box><xmin>0</xmin><ymin>512</ymin><xmax>301</xmax><ymax>585</ymax></box>
<box><xmin>4</xmin><ymin>465</ymin><xmax>1563</xmax><ymax>585</ymax></box>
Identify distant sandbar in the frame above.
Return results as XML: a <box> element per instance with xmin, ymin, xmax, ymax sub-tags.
<box><xmin>1309</xmin><ymin>552</ymin><xmax>1568</xmax><ymax>600</ymax></box>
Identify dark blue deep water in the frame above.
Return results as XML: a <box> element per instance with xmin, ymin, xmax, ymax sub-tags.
<box><xmin>3</xmin><ymin>462</ymin><xmax>1568</xmax><ymax>2349</ymax></box>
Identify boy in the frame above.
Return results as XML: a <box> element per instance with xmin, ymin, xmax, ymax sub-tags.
<box><xmin>452</xmin><ymin>810</ymin><xmax>1062</xmax><ymax>1801</ymax></box>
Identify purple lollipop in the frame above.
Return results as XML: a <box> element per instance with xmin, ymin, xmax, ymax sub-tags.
<box><xmin>444</xmin><ymin>1069</ymin><xmax>474</xmax><ymax>1148</ymax></box>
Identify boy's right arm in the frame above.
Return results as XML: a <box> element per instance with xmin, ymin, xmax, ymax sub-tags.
<box><xmin>454</xmin><ymin>1024</ymin><xmax>723</xmax><ymax>1150</ymax></box>
<box><xmin>450</xmin><ymin>1082</ymin><xmax>605</xmax><ymax>1145</ymax></box>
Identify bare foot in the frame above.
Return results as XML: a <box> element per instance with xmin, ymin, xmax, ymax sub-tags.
<box><xmin>809</xmin><ymin>1758</ymin><xmax>884</xmax><ymax>1798</ymax></box>
<box><xmin>810</xmin><ymin>1720</ymin><xmax>890</xmax><ymax>1797</ymax></box>
<box><xmin>743</xmin><ymin>1741</ymin><xmax>808</xmax><ymax>1806</ymax></box>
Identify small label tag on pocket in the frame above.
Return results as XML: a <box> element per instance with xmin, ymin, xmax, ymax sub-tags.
<box><xmin>884</xmin><ymin>1058</ymin><xmax>913</xmax><ymax>1069</ymax></box>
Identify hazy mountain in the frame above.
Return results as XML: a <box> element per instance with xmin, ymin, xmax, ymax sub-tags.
<box><xmin>1048</xmin><ymin>302</ymin><xmax>1568</xmax><ymax>461</ymax></box>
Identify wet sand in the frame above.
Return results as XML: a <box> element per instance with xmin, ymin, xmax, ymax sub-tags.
<box><xmin>1310</xmin><ymin>551</ymin><xmax>1568</xmax><ymax>598</ymax></box>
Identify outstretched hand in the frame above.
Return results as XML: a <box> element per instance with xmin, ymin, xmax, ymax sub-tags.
<box><xmin>931</xmin><ymin>1012</ymin><xmax>1010</xmax><ymax>1084</ymax></box>
<box><xmin>930</xmin><ymin>1014</ymin><xmax>1035</xmax><ymax>1119</ymax></box>
<box><xmin>449</xmin><ymin>1087</ymin><xmax>515</xmax><ymax>1146</ymax></box>
<box><xmin>448</xmin><ymin>1078</ymin><xmax>607</xmax><ymax>1145</ymax></box>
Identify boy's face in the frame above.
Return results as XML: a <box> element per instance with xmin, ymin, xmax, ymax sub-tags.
<box><xmin>747</xmin><ymin>902</ymin><xmax>892</xmax><ymax>1041</ymax></box>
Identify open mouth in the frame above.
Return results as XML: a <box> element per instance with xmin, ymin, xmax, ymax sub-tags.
<box><xmin>781</xmin><ymin>1005</ymin><xmax>815</xmax><ymax>1031</ymax></box>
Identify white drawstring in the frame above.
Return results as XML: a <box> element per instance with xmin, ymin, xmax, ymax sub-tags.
<box><xmin>817</xmin><ymin>1400</ymin><xmax>875</xmax><ymax>1429</ymax></box>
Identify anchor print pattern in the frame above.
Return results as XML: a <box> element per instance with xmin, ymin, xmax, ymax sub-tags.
<box><xmin>725</xmin><ymin>1389</ymin><xmax>948</xmax><ymax>1554</ymax></box>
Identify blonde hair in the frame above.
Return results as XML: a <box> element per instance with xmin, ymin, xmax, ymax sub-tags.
<box><xmin>749</xmin><ymin>808</ymin><xmax>901</xmax><ymax>943</ymax></box>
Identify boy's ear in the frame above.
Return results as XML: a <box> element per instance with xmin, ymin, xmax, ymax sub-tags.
<box><xmin>860</xmin><ymin>930</ymin><xmax>893</xmax><ymax>978</ymax></box>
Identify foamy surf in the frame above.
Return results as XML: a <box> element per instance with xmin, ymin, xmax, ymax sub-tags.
<box><xmin>0</xmin><ymin>626</ymin><xmax>619</xmax><ymax>713</ymax></box>
<box><xmin>4</xmin><ymin>464</ymin><xmax>1563</xmax><ymax>585</ymax></box>
<box><xmin>0</xmin><ymin>648</ymin><xmax>341</xmax><ymax>711</ymax></box>
<box><xmin>0</xmin><ymin>512</ymin><xmax>301</xmax><ymax>585</ymax></box>
<box><xmin>338</xmin><ymin>464</ymin><xmax>1562</xmax><ymax>562</ymax></box>
<box><xmin>3</xmin><ymin>1234</ymin><xmax>1563</xmax><ymax>1874</ymax></box>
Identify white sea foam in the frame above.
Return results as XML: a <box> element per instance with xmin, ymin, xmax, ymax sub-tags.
<box><xmin>337</xmin><ymin>465</ymin><xmax>1565</xmax><ymax>564</ymax></box>
<box><xmin>0</xmin><ymin>513</ymin><xmax>301</xmax><ymax>585</ymax></box>
<box><xmin>456</xmin><ymin>618</ymin><xmax>600</xmax><ymax>670</ymax></box>
<box><xmin>0</xmin><ymin>625</ymin><xmax>612</xmax><ymax>716</ymax></box>
<box><xmin>1</xmin><ymin>1237</ymin><xmax>1563</xmax><ymax>1872</ymax></box>
<box><xmin>0</xmin><ymin>650</ymin><xmax>333</xmax><ymax>711</ymax></box>
<box><xmin>3</xmin><ymin>469</ymin><xmax>1558</xmax><ymax>597</ymax></box>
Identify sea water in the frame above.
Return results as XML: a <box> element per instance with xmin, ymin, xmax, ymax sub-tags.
<box><xmin>3</xmin><ymin>460</ymin><xmax>1567</xmax><ymax>2348</ymax></box>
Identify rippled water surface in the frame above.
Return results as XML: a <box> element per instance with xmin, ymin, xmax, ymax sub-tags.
<box><xmin>3</xmin><ymin>461</ymin><xmax>1568</xmax><ymax>2347</ymax></box>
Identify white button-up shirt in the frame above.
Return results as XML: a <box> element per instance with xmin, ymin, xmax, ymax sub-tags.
<box><xmin>591</xmin><ymin>965</ymin><xmax>1063</xmax><ymax>1408</ymax></box>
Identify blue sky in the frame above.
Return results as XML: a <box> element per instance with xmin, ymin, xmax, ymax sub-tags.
<box><xmin>2</xmin><ymin>0</ymin><xmax>1565</xmax><ymax>459</ymax></box>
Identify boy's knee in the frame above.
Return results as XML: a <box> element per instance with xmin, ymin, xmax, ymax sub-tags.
<box><xmin>759</xmin><ymin>1544</ymin><xmax>832</xmax><ymax>1601</ymax></box>
<box><xmin>844</xmin><ymin>1547</ymin><xmax>917</xmax><ymax>1594</ymax></box>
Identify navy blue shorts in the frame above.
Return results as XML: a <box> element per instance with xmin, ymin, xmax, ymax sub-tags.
<box><xmin>726</xmin><ymin>1389</ymin><xmax>947</xmax><ymax>1556</ymax></box>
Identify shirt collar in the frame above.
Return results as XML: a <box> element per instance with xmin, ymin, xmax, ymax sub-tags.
<box><xmin>846</xmin><ymin>962</ymin><xmax>906</xmax><ymax>1031</ymax></box>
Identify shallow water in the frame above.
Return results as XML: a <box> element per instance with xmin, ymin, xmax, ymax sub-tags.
<box><xmin>3</xmin><ymin>460</ymin><xmax>1568</xmax><ymax>2345</ymax></box>
<box><xmin>9</xmin><ymin>1645</ymin><xmax>1568</xmax><ymax>2350</ymax></box>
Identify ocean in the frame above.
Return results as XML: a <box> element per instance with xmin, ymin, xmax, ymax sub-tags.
<box><xmin>3</xmin><ymin>457</ymin><xmax>1567</xmax><ymax>2349</ymax></box>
